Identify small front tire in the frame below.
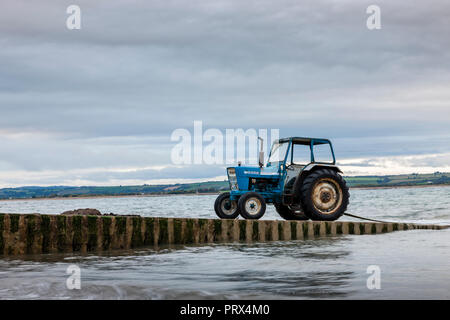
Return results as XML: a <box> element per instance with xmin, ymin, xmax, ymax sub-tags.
<box><xmin>214</xmin><ymin>192</ymin><xmax>240</xmax><ymax>219</ymax></box>
<box><xmin>238</xmin><ymin>192</ymin><xmax>266</xmax><ymax>220</ymax></box>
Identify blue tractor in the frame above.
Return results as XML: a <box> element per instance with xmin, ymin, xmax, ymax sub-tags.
<box><xmin>214</xmin><ymin>137</ymin><xmax>349</xmax><ymax>221</ymax></box>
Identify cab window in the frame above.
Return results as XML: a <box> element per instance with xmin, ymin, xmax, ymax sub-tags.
<box><xmin>268</xmin><ymin>142</ymin><xmax>289</xmax><ymax>163</ymax></box>
<box><xmin>313</xmin><ymin>143</ymin><xmax>334</xmax><ymax>163</ymax></box>
<box><xmin>291</xmin><ymin>143</ymin><xmax>311</xmax><ymax>165</ymax></box>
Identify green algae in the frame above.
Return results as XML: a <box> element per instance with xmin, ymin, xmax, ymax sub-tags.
<box><xmin>25</xmin><ymin>215</ymin><xmax>36</xmax><ymax>254</ymax></box>
<box><xmin>144</xmin><ymin>218</ymin><xmax>155</xmax><ymax>245</ymax></box>
<box><xmin>10</xmin><ymin>214</ymin><xmax>19</xmax><ymax>233</ymax></box>
<box><xmin>302</xmin><ymin>223</ymin><xmax>309</xmax><ymax>238</ymax></box>
<box><xmin>72</xmin><ymin>216</ymin><xmax>83</xmax><ymax>252</ymax></box>
<box><xmin>158</xmin><ymin>219</ymin><xmax>169</xmax><ymax>244</ymax></box>
<box><xmin>184</xmin><ymin>219</ymin><xmax>194</xmax><ymax>243</ymax></box>
<box><xmin>359</xmin><ymin>223</ymin><xmax>365</xmax><ymax>235</ymax></box>
<box><xmin>252</xmin><ymin>221</ymin><xmax>259</xmax><ymax>241</ymax></box>
<box><xmin>57</xmin><ymin>215</ymin><xmax>67</xmax><ymax>252</ymax></box>
<box><xmin>314</xmin><ymin>223</ymin><xmax>320</xmax><ymax>236</ymax></box>
<box><xmin>115</xmin><ymin>217</ymin><xmax>126</xmax><ymax>236</ymax></box>
<box><xmin>102</xmin><ymin>217</ymin><xmax>112</xmax><ymax>250</ymax></box>
<box><xmin>173</xmin><ymin>219</ymin><xmax>182</xmax><ymax>243</ymax></box>
<box><xmin>348</xmin><ymin>223</ymin><xmax>354</xmax><ymax>235</ymax></box>
<box><xmin>131</xmin><ymin>217</ymin><xmax>142</xmax><ymax>248</ymax></box>
<box><xmin>198</xmin><ymin>219</ymin><xmax>207</xmax><ymax>229</ymax></box>
<box><xmin>0</xmin><ymin>214</ymin><xmax>4</xmax><ymax>253</ymax></box>
<box><xmin>371</xmin><ymin>224</ymin><xmax>377</xmax><ymax>234</ymax></box>
<box><xmin>325</xmin><ymin>222</ymin><xmax>332</xmax><ymax>235</ymax></box>
<box><xmin>239</xmin><ymin>220</ymin><xmax>246</xmax><ymax>241</ymax></box>
<box><xmin>278</xmin><ymin>222</ymin><xmax>284</xmax><ymax>240</ymax></box>
<box><xmin>214</xmin><ymin>219</ymin><xmax>222</xmax><ymax>241</ymax></box>
<box><xmin>40</xmin><ymin>215</ymin><xmax>50</xmax><ymax>253</ymax></box>
<box><xmin>159</xmin><ymin>219</ymin><xmax>169</xmax><ymax>244</ymax></box>
<box><xmin>336</xmin><ymin>223</ymin><xmax>343</xmax><ymax>235</ymax></box>
<box><xmin>266</xmin><ymin>222</ymin><xmax>272</xmax><ymax>241</ymax></box>
<box><xmin>198</xmin><ymin>219</ymin><xmax>208</xmax><ymax>242</ymax></box>
<box><xmin>87</xmin><ymin>216</ymin><xmax>98</xmax><ymax>251</ymax></box>
<box><xmin>290</xmin><ymin>222</ymin><xmax>297</xmax><ymax>239</ymax></box>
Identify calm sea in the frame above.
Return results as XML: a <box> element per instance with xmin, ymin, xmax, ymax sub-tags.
<box><xmin>0</xmin><ymin>186</ymin><xmax>449</xmax><ymax>299</ymax></box>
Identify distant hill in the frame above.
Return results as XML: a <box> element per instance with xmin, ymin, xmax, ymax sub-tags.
<box><xmin>0</xmin><ymin>181</ymin><xmax>230</xmax><ymax>200</ymax></box>
<box><xmin>0</xmin><ymin>172</ymin><xmax>448</xmax><ymax>200</ymax></box>
<box><xmin>344</xmin><ymin>172</ymin><xmax>450</xmax><ymax>188</ymax></box>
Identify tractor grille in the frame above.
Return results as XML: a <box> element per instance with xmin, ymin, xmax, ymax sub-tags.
<box><xmin>227</xmin><ymin>168</ymin><xmax>238</xmax><ymax>190</ymax></box>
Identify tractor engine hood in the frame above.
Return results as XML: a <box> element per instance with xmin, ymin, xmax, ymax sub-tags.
<box><xmin>227</xmin><ymin>165</ymin><xmax>281</xmax><ymax>192</ymax></box>
<box><xmin>234</xmin><ymin>166</ymin><xmax>280</xmax><ymax>179</ymax></box>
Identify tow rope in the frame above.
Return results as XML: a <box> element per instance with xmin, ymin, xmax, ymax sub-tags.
<box><xmin>343</xmin><ymin>212</ymin><xmax>392</xmax><ymax>224</ymax></box>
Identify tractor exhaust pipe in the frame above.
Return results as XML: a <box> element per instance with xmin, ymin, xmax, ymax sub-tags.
<box><xmin>258</xmin><ymin>137</ymin><xmax>264</xmax><ymax>168</ymax></box>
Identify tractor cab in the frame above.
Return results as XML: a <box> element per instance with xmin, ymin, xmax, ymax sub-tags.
<box><xmin>267</xmin><ymin>137</ymin><xmax>337</xmax><ymax>201</ymax></box>
<box><xmin>215</xmin><ymin>137</ymin><xmax>349</xmax><ymax>222</ymax></box>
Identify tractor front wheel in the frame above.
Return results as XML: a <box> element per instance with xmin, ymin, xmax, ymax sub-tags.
<box><xmin>238</xmin><ymin>192</ymin><xmax>266</xmax><ymax>220</ymax></box>
<box><xmin>214</xmin><ymin>192</ymin><xmax>240</xmax><ymax>219</ymax></box>
<box><xmin>275</xmin><ymin>204</ymin><xmax>309</xmax><ymax>220</ymax></box>
<box><xmin>300</xmin><ymin>169</ymin><xmax>349</xmax><ymax>221</ymax></box>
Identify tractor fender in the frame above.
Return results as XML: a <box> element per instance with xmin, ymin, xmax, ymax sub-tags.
<box><xmin>292</xmin><ymin>164</ymin><xmax>343</xmax><ymax>197</ymax></box>
<box><xmin>302</xmin><ymin>163</ymin><xmax>342</xmax><ymax>174</ymax></box>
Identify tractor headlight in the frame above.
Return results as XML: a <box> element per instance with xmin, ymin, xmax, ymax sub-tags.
<box><xmin>227</xmin><ymin>168</ymin><xmax>238</xmax><ymax>191</ymax></box>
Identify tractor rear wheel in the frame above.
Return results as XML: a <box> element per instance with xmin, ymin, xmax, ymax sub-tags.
<box><xmin>274</xmin><ymin>204</ymin><xmax>309</xmax><ymax>220</ymax></box>
<box><xmin>238</xmin><ymin>192</ymin><xmax>266</xmax><ymax>220</ymax></box>
<box><xmin>300</xmin><ymin>169</ymin><xmax>349</xmax><ymax>221</ymax></box>
<box><xmin>214</xmin><ymin>192</ymin><xmax>240</xmax><ymax>219</ymax></box>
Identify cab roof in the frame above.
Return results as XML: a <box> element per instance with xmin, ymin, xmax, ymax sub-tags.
<box><xmin>276</xmin><ymin>137</ymin><xmax>332</xmax><ymax>145</ymax></box>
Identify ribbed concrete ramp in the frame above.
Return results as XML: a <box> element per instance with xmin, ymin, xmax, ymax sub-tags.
<box><xmin>0</xmin><ymin>213</ymin><xmax>448</xmax><ymax>256</ymax></box>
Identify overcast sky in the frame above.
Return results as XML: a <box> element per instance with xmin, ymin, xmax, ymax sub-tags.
<box><xmin>0</xmin><ymin>0</ymin><xmax>450</xmax><ymax>187</ymax></box>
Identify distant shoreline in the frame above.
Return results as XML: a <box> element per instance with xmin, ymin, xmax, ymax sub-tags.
<box><xmin>350</xmin><ymin>183</ymin><xmax>450</xmax><ymax>190</ymax></box>
<box><xmin>0</xmin><ymin>183</ymin><xmax>449</xmax><ymax>202</ymax></box>
<box><xmin>0</xmin><ymin>192</ymin><xmax>218</xmax><ymax>202</ymax></box>
<box><xmin>1</xmin><ymin>172</ymin><xmax>448</xmax><ymax>201</ymax></box>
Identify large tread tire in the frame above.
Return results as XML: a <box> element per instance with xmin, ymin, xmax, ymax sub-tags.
<box><xmin>214</xmin><ymin>192</ymin><xmax>240</xmax><ymax>219</ymax></box>
<box><xmin>238</xmin><ymin>192</ymin><xmax>266</xmax><ymax>220</ymax></box>
<box><xmin>300</xmin><ymin>169</ymin><xmax>349</xmax><ymax>221</ymax></box>
<box><xmin>274</xmin><ymin>204</ymin><xmax>309</xmax><ymax>220</ymax></box>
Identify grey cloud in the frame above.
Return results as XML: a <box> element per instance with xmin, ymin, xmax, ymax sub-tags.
<box><xmin>86</xmin><ymin>165</ymin><xmax>226</xmax><ymax>182</ymax></box>
<box><xmin>0</xmin><ymin>0</ymin><xmax>449</xmax><ymax>185</ymax></box>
